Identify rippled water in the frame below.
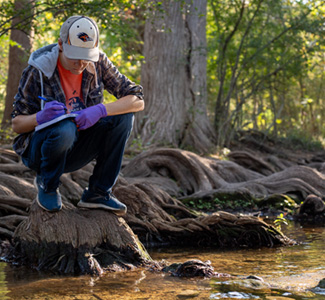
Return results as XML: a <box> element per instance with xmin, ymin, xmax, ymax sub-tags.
<box><xmin>1</xmin><ymin>221</ymin><xmax>324</xmax><ymax>299</ymax></box>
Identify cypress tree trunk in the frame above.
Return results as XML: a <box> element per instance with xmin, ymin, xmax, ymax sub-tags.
<box><xmin>137</xmin><ymin>0</ymin><xmax>215</xmax><ymax>153</ymax></box>
<box><xmin>1</xmin><ymin>0</ymin><xmax>34</xmax><ymax>128</ymax></box>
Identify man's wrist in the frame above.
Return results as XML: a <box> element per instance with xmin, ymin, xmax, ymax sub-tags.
<box><xmin>99</xmin><ymin>103</ymin><xmax>107</xmax><ymax>117</ymax></box>
<box><xmin>36</xmin><ymin>111</ymin><xmax>42</xmax><ymax>125</ymax></box>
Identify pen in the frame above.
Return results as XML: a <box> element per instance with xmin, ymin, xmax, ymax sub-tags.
<box><xmin>38</xmin><ymin>96</ymin><xmax>51</xmax><ymax>102</ymax></box>
<box><xmin>38</xmin><ymin>96</ymin><xmax>51</xmax><ymax>110</ymax></box>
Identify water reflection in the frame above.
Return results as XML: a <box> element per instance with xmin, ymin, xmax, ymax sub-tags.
<box><xmin>0</xmin><ymin>263</ymin><xmax>9</xmax><ymax>300</ymax></box>
<box><xmin>0</xmin><ymin>221</ymin><xmax>324</xmax><ymax>299</ymax></box>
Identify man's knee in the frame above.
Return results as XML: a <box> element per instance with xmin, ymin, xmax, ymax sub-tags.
<box><xmin>50</xmin><ymin>119</ymin><xmax>78</xmax><ymax>150</ymax></box>
<box><xmin>104</xmin><ymin>113</ymin><xmax>134</xmax><ymax>132</ymax></box>
<box><xmin>119</xmin><ymin>113</ymin><xmax>134</xmax><ymax>131</ymax></box>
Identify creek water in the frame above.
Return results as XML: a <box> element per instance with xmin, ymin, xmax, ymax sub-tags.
<box><xmin>0</xmin><ymin>220</ymin><xmax>324</xmax><ymax>300</ymax></box>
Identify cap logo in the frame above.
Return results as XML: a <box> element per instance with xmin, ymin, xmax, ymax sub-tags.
<box><xmin>77</xmin><ymin>32</ymin><xmax>94</xmax><ymax>42</ymax></box>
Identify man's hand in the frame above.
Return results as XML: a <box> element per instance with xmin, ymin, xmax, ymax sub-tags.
<box><xmin>74</xmin><ymin>104</ymin><xmax>107</xmax><ymax>130</ymax></box>
<box><xmin>36</xmin><ymin>101</ymin><xmax>67</xmax><ymax>125</ymax></box>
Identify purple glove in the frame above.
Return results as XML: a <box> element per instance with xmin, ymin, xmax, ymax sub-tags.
<box><xmin>74</xmin><ymin>104</ymin><xmax>107</xmax><ymax>130</ymax></box>
<box><xmin>36</xmin><ymin>101</ymin><xmax>67</xmax><ymax>125</ymax></box>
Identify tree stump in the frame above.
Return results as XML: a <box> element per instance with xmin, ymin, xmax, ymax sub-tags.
<box><xmin>11</xmin><ymin>201</ymin><xmax>153</xmax><ymax>275</ymax></box>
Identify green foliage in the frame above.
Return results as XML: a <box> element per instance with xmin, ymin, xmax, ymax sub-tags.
<box><xmin>273</xmin><ymin>213</ymin><xmax>288</xmax><ymax>231</ymax></box>
<box><xmin>187</xmin><ymin>193</ymin><xmax>256</xmax><ymax>211</ymax></box>
<box><xmin>207</xmin><ymin>0</ymin><xmax>325</xmax><ymax>146</ymax></box>
<box><xmin>1</xmin><ymin>0</ymin><xmax>325</xmax><ymax>147</ymax></box>
<box><xmin>185</xmin><ymin>192</ymin><xmax>301</xmax><ymax>214</ymax></box>
<box><xmin>0</xmin><ymin>124</ymin><xmax>15</xmax><ymax>145</ymax></box>
<box><xmin>279</xmin><ymin>129</ymin><xmax>324</xmax><ymax>151</ymax></box>
<box><xmin>189</xmin><ymin>199</ymin><xmax>213</xmax><ymax>211</ymax></box>
<box><xmin>257</xmin><ymin>194</ymin><xmax>298</xmax><ymax>212</ymax></box>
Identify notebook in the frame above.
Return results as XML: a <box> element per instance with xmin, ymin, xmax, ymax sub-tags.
<box><xmin>35</xmin><ymin>113</ymin><xmax>78</xmax><ymax>131</ymax></box>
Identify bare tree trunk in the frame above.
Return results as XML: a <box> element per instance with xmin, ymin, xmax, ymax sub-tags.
<box><xmin>1</xmin><ymin>0</ymin><xmax>34</xmax><ymax>128</ymax></box>
<box><xmin>136</xmin><ymin>0</ymin><xmax>215</xmax><ymax>153</ymax></box>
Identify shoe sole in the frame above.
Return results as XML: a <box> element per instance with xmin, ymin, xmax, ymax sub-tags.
<box><xmin>77</xmin><ymin>201</ymin><xmax>127</xmax><ymax>216</ymax></box>
<box><xmin>34</xmin><ymin>177</ymin><xmax>62</xmax><ymax>212</ymax></box>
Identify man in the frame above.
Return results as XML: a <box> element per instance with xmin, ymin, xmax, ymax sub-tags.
<box><xmin>11</xmin><ymin>16</ymin><xmax>144</xmax><ymax>215</ymax></box>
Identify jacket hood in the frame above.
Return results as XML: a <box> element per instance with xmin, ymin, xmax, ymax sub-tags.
<box><xmin>28</xmin><ymin>43</ymin><xmax>98</xmax><ymax>79</ymax></box>
<box><xmin>28</xmin><ymin>44</ymin><xmax>59</xmax><ymax>79</ymax></box>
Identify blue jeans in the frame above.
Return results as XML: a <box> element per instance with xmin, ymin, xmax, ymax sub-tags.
<box><xmin>22</xmin><ymin>113</ymin><xmax>134</xmax><ymax>193</ymax></box>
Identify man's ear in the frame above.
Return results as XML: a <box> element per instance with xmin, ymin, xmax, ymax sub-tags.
<box><xmin>58</xmin><ymin>38</ymin><xmax>63</xmax><ymax>51</ymax></box>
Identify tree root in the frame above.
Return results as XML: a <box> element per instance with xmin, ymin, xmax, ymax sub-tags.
<box><xmin>0</xmin><ymin>143</ymin><xmax>319</xmax><ymax>275</ymax></box>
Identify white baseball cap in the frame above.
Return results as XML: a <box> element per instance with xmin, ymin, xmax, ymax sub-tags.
<box><xmin>60</xmin><ymin>16</ymin><xmax>99</xmax><ymax>62</ymax></box>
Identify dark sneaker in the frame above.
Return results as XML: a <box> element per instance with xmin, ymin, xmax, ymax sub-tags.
<box><xmin>77</xmin><ymin>188</ymin><xmax>127</xmax><ymax>216</ymax></box>
<box><xmin>34</xmin><ymin>177</ymin><xmax>62</xmax><ymax>212</ymax></box>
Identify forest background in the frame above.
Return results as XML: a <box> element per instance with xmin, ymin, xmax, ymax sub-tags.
<box><xmin>0</xmin><ymin>0</ymin><xmax>325</xmax><ymax>154</ymax></box>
